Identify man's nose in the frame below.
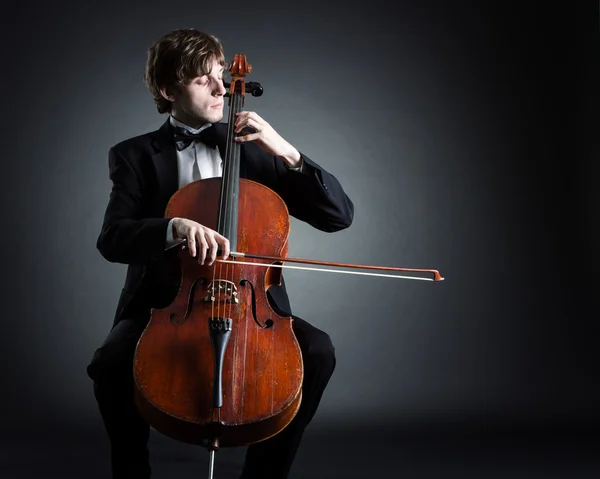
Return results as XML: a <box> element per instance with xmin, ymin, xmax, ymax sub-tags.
<box><xmin>215</xmin><ymin>81</ymin><xmax>226</xmax><ymax>96</ymax></box>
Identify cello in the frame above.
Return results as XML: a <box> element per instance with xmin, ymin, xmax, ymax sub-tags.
<box><xmin>132</xmin><ymin>53</ymin><xmax>444</xmax><ymax>479</ymax></box>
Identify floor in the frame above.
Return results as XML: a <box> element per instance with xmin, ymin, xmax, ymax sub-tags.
<box><xmin>2</xmin><ymin>420</ymin><xmax>600</xmax><ymax>478</ymax></box>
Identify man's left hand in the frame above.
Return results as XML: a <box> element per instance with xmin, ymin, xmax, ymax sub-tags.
<box><xmin>234</xmin><ymin>111</ymin><xmax>302</xmax><ymax>168</ymax></box>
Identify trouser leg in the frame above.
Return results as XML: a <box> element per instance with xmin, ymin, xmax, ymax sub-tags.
<box><xmin>87</xmin><ymin>319</ymin><xmax>151</xmax><ymax>479</ymax></box>
<box><xmin>240</xmin><ymin>315</ymin><xmax>336</xmax><ymax>479</ymax></box>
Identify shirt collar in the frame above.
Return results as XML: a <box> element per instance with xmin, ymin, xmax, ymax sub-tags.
<box><xmin>169</xmin><ymin>115</ymin><xmax>212</xmax><ymax>134</ymax></box>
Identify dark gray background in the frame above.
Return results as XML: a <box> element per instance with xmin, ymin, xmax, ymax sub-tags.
<box><xmin>1</xmin><ymin>0</ymin><xmax>597</xmax><ymax>475</ymax></box>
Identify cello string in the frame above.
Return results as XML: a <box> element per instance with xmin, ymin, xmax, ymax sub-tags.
<box><xmin>226</xmin><ymin>92</ymin><xmax>238</xmax><ymax>350</ymax></box>
<box><xmin>221</xmin><ymin>89</ymin><xmax>242</xmax><ymax>412</ymax></box>
<box><xmin>232</xmin><ymin>93</ymin><xmax>245</xmax><ymax>407</ymax></box>
<box><xmin>211</xmin><ymin>83</ymin><xmax>238</xmax><ymax>420</ymax></box>
<box><xmin>227</xmin><ymin>93</ymin><xmax>239</xmax><ymax>407</ymax></box>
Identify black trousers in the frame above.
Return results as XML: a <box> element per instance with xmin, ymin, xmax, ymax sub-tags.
<box><xmin>87</xmin><ymin>315</ymin><xmax>336</xmax><ymax>479</ymax></box>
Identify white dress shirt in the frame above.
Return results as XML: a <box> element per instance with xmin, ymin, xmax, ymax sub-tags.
<box><xmin>171</xmin><ymin>115</ymin><xmax>223</xmax><ymax>187</ymax></box>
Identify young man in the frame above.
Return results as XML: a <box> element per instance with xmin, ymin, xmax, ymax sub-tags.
<box><xmin>87</xmin><ymin>28</ymin><xmax>354</xmax><ymax>479</ymax></box>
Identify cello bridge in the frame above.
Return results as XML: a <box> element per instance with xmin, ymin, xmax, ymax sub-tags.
<box><xmin>203</xmin><ymin>280</ymin><xmax>239</xmax><ymax>303</ymax></box>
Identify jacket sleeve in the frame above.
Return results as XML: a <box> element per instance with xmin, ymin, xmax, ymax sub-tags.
<box><xmin>96</xmin><ymin>146</ymin><xmax>172</xmax><ymax>264</ymax></box>
<box><xmin>266</xmin><ymin>151</ymin><xmax>355</xmax><ymax>233</ymax></box>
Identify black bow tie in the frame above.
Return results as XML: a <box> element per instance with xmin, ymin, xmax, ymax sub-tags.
<box><xmin>173</xmin><ymin>125</ymin><xmax>218</xmax><ymax>151</ymax></box>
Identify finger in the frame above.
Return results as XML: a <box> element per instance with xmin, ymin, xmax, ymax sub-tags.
<box><xmin>234</xmin><ymin>111</ymin><xmax>248</xmax><ymax>130</ymax></box>
<box><xmin>243</xmin><ymin>117</ymin><xmax>261</xmax><ymax>132</ymax></box>
<box><xmin>235</xmin><ymin>116</ymin><xmax>258</xmax><ymax>133</ymax></box>
<box><xmin>197</xmin><ymin>233</ymin><xmax>209</xmax><ymax>265</ymax></box>
<box><xmin>234</xmin><ymin>132</ymin><xmax>260</xmax><ymax>142</ymax></box>
<box><xmin>234</xmin><ymin>119</ymin><xmax>245</xmax><ymax>133</ymax></box>
<box><xmin>222</xmin><ymin>237</ymin><xmax>230</xmax><ymax>260</ymax></box>
<box><xmin>187</xmin><ymin>235</ymin><xmax>196</xmax><ymax>258</ymax></box>
<box><xmin>236</xmin><ymin>125</ymin><xmax>259</xmax><ymax>136</ymax></box>
<box><xmin>217</xmin><ymin>235</ymin><xmax>230</xmax><ymax>260</ymax></box>
<box><xmin>206</xmin><ymin>235</ymin><xmax>219</xmax><ymax>265</ymax></box>
<box><xmin>243</xmin><ymin>111</ymin><xmax>261</xmax><ymax>122</ymax></box>
<box><xmin>235</xmin><ymin>111</ymin><xmax>261</xmax><ymax>130</ymax></box>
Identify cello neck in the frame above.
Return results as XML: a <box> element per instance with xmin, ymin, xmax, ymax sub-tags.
<box><xmin>217</xmin><ymin>54</ymin><xmax>251</xmax><ymax>252</ymax></box>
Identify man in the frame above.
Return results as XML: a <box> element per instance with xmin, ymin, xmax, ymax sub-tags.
<box><xmin>87</xmin><ymin>28</ymin><xmax>354</xmax><ymax>479</ymax></box>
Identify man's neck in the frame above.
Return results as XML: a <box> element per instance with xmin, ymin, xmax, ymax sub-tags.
<box><xmin>170</xmin><ymin>114</ymin><xmax>210</xmax><ymax>132</ymax></box>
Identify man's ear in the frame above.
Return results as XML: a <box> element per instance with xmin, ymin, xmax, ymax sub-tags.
<box><xmin>159</xmin><ymin>87</ymin><xmax>176</xmax><ymax>102</ymax></box>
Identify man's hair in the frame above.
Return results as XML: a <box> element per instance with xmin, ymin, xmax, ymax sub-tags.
<box><xmin>144</xmin><ymin>29</ymin><xmax>227</xmax><ymax>114</ymax></box>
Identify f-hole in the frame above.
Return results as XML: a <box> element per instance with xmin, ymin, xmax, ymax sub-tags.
<box><xmin>169</xmin><ymin>277</ymin><xmax>207</xmax><ymax>324</ymax></box>
<box><xmin>240</xmin><ymin>279</ymin><xmax>273</xmax><ymax>329</ymax></box>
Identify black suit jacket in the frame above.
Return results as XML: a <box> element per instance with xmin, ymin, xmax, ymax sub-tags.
<box><xmin>97</xmin><ymin>119</ymin><xmax>354</xmax><ymax>328</ymax></box>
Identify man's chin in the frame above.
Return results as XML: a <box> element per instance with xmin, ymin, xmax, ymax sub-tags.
<box><xmin>208</xmin><ymin>111</ymin><xmax>224</xmax><ymax>124</ymax></box>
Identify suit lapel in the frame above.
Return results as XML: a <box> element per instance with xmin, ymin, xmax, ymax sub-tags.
<box><xmin>150</xmin><ymin>120</ymin><xmax>179</xmax><ymax>204</ymax></box>
<box><xmin>213</xmin><ymin>122</ymin><xmax>228</xmax><ymax>162</ymax></box>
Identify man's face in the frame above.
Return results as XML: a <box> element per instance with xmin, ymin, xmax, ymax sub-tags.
<box><xmin>168</xmin><ymin>59</ymin><xmax>226</xmax><ymax>128</ymax></box>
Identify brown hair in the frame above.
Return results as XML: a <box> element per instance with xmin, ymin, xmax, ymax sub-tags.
<box><xmin>144</xmin><ymin>29</ymin><xmax>227</xmax><ymax>114</ymax></box>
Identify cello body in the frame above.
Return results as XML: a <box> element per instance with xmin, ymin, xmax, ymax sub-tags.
<box><xmin>133</xmin><ymin>176</ymin><xmax>303</xmax><ymax>447</ymax></box>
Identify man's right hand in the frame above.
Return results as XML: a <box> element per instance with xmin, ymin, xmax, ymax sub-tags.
<box><xmin>172</xmin><ymin>218</ymin><xmax>230</xmax><ymax>266</ymax></box>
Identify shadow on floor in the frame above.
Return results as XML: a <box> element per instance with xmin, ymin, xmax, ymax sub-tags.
<box><xmin>2</xmin><ymin>419</ymin><xmax>599</xmax><ymax>478</ymax></box>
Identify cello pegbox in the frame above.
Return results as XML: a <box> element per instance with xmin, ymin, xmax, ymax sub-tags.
<box><xmin>228</xmin><ymin>53</ymin><xmax>252</xmax><ymax>99</ymax></box>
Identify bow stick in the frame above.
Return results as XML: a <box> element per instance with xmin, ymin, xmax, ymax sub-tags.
<box><xmin>215</xmin><ymin>251</ymin><xmax>444</xmax><ymax>282</ymax></box>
